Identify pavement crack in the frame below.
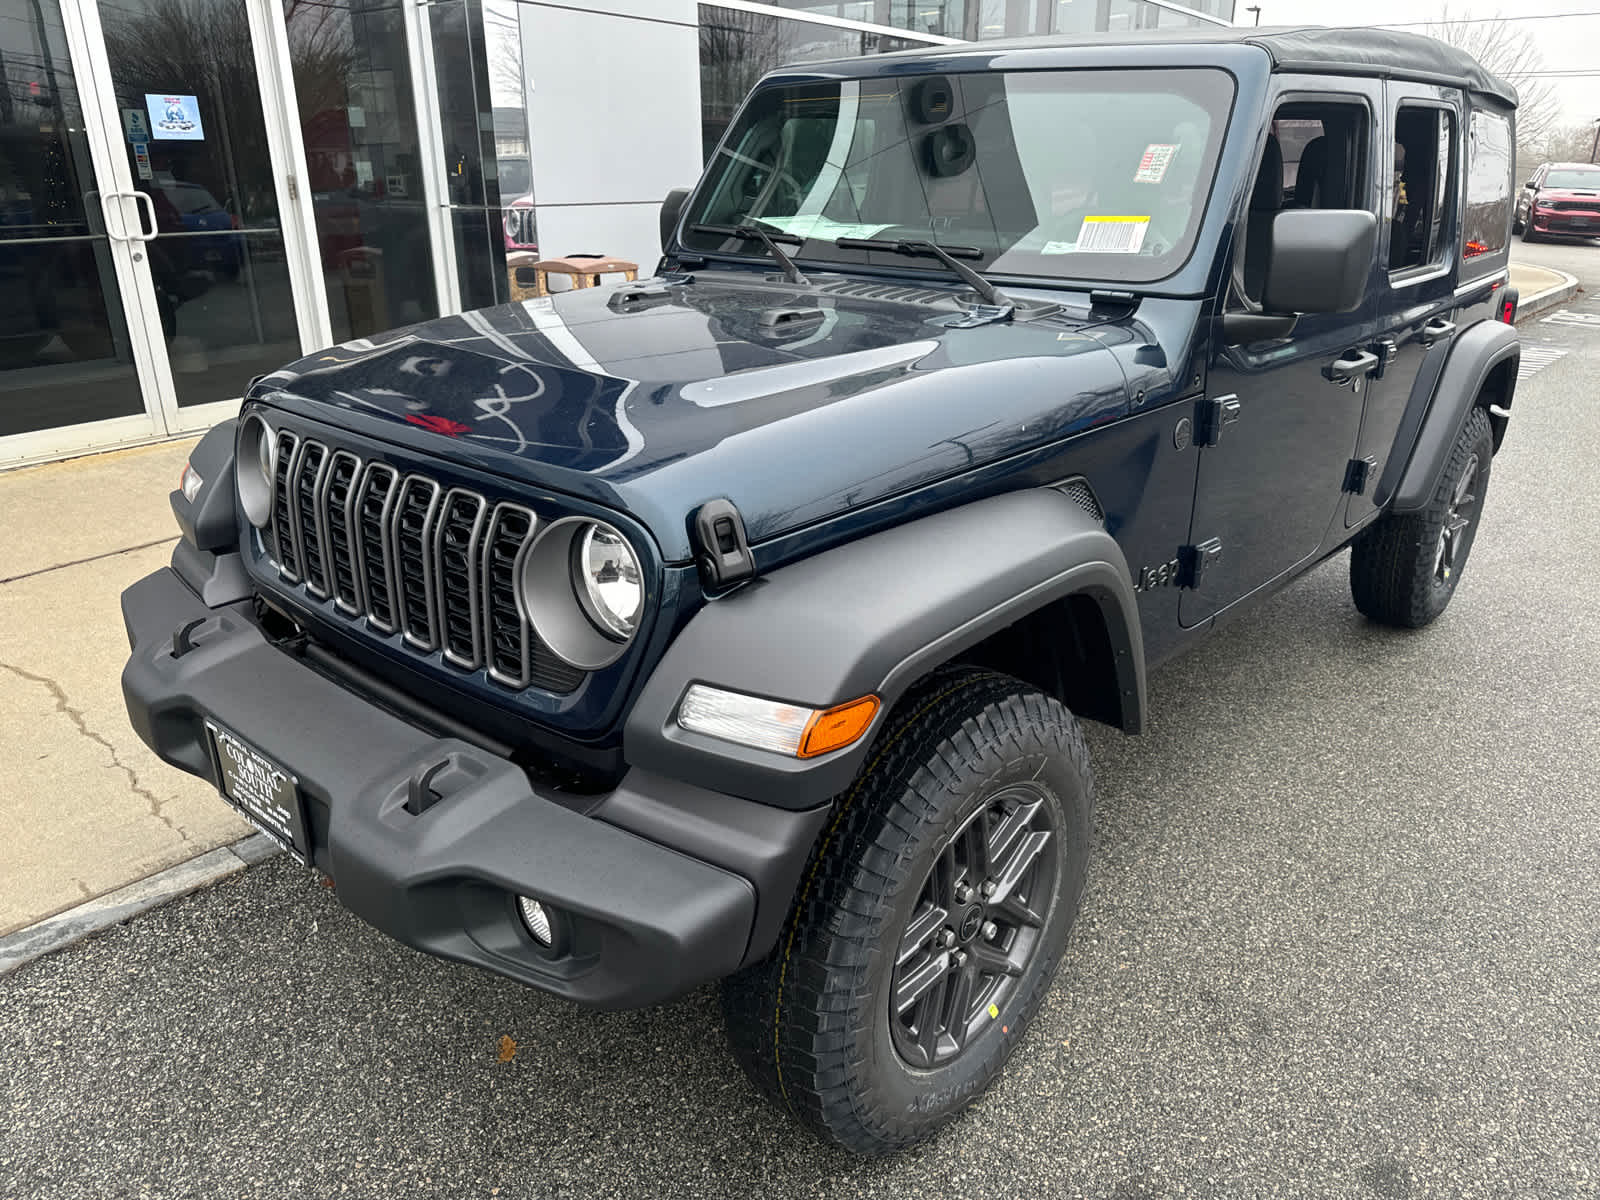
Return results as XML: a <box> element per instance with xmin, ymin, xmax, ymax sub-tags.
<box><xmin>0</xmin><ymin>660</ymin><xmax>191</xmax><ymax>842</ymax></box>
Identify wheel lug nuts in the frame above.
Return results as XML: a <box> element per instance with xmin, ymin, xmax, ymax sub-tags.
<box><xmin>981</xmin><ymin>920</ymin><xmax>998</xmax><ymax>940</ymax></box>
<box><xmin>954</xmin><ymin>884</ymin><xmax>973</xmax><ymax>904</ymax></box>
<box><xmin>940</xmin><ymin>929</ymin><xmax>957</xmax><ymax>949</ymax></box>
<box><xmin>980</xmin><ymin>881</ymin><xmax>997</xmax><ymax>899</ymax></box>
<box><xmin>953</xmin><ymin>950</ymin><xmax>967</xmax><ymax>967</ymax></box>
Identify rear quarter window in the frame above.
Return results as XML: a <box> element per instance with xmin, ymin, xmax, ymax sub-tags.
<box><xmin>1463</xmin><ymin>108</ymin><xmax>1512</xmax><ymax>263</ymax></box>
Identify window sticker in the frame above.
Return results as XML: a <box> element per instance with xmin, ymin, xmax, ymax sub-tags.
<box><xmin>1041</xmin><ymin>240</ymin><xmax>1078</xmax><ymax>254</ymax></box>
<box><xmin>1075</xmin><ymin>216</ymin><xmax>1150</xmax><ymax>253</ymax></box>
<box><xmin>1134</xmin><ymin>144</ymin><xmax>1179</xmax><ymax>184</ymax></box>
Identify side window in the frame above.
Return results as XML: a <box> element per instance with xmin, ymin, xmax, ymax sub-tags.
<box><xmin>1390</xmin><ymin>105</ymin><xmax>1456</xmax><ymax>273</ymax></box>
<box><xmin>1464</xmin><ymin>108</ymin><xmax>1512</xmax><ymax>259</ymax></box>
<box><xmin>1233</xmin><ymin>100</ymin><xmax>1370</xmax><ymax>306</ymax></box>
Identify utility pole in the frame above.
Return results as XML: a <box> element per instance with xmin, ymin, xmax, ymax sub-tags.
<box><xmin>1591</xmin><ymin>117</ymin><xmax>1599</xmax><ymax>163</ymax></box>
<box><xmin>1245</xmin><ymin>5</ymin><xmax>1261</xmax><ymax>24</ymax></box>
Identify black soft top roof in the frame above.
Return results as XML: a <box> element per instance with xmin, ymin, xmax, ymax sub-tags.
<box><xmin>813</xmin><ymin>25</ymin><xmax>1518</xmax><ymax>108</ymax></box>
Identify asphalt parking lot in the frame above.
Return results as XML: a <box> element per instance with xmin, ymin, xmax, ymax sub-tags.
<box><xmin>3</xmin><ymin>256</ymin><xmax>1599</xmax><ymax>1199</ymax></box>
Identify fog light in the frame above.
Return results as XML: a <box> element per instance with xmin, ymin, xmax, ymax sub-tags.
<box><xmin>517</xmin><ymin>896</ymin><xmax>552</xmax><ymax>946</ymax></box>
<box><xmin>179</xmin><ymin>462</ymin><xmax>204</xmax><ymax>502</ymax></box>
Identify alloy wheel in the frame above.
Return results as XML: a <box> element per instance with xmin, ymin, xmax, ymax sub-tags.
<box><xmin>890</xmin><ymin>782</ymin><xmax>1057</xmax><ymax>1069</ymax></box>
<box><xmin>1434</xmin><ymin>452</ymin><xmax>1480</xmax><ymax>587</ymax></box>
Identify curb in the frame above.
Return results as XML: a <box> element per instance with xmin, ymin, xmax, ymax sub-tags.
<box><xmin>1515</xmin><ymin>267</ymin><xmax>1580</xmax><ymax>324</ymax></box>
<box><xmin>0</xmin><ymin>833</ymin><xmax>283</xmax><ymax>976</ymax></box>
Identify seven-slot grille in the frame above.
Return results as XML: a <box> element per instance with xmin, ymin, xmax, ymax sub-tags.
<box><xmin>264</xmin><ymin>436</ymin><xmax>584</xmax><ymax>693</ymax></box>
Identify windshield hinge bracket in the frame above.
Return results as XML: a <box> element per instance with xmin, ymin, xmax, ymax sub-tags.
<box><xmin>693</xmin><ymin>498</ymin><xmax>756</xmax><ymax>594</ymax></box>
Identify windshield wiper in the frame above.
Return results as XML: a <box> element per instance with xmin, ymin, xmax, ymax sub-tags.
<box><xmin>688</xmin><ymin>222</ymin><xmax>809</xmax><ymax>285</ymax></box>
<box><xmin>834</xmin><ymin>238</ymin><xmax>1011</xmax><ymax>308</ymax></box>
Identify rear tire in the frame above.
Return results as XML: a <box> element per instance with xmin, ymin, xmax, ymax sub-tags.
<box><xmin>1349</xmin><ymin>405</ymin><xmax>1493</xmax><ymax>628</ymax></box>
<box><xmin>721</xmin><ymin>667</ymin><xmax>1093</xmax><ymax>1155</ymax></box>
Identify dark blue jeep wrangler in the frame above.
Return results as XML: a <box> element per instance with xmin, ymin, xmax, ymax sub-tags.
<box><xmin>122</xmin><ymin>26</ymin><xmax>1521</xmax><ymax>1153</ymax></box>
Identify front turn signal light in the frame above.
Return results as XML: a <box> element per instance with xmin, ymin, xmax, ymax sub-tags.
<box><xmin>799</xmin><ymin>695</ymin><xmax>881</xmax><ymax>758</ymax></box>
<box><xmin>179</xmin><ymin>462</ymin><xmax>204</xmax><ymax>502</ymax></box>
<box><xmin>677</xmin><ymin>685</ymin><xmax>880</xmax><ymax>758</ymax></box>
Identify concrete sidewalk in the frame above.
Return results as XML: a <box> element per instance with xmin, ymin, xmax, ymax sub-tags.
<box><xmin>1509</xmin><ymin>261</ymin><xmax>1579</xmax><ymax>319</ymax></box>
<box><xmin>0</xmin><ymin>438</ymin><xmax>250</xmax><ymax>937</ymax></box>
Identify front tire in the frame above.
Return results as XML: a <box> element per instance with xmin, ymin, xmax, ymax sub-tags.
<box><xmin>721</xmin><ymin>668</ymin><xmax>1093</xmax><ymax>1154</ymax></box>
<box><xmin>1350</xmin><ymin>405</ymin><xmax>1493</xmax><ymax>628</ymax></box>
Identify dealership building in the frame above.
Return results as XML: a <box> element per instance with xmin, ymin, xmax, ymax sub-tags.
<box><xmin>0</xmin><ymin>0</ymin><xmax>1233</xmax><ymax>464</ymax></box>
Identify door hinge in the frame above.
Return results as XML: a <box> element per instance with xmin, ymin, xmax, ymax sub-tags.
<box><xmin>1194</xmin><ymin>394</ymin><xmax>1241</xmax><ymax>447</ymax></box>
<box><xmin>1343</xmin><ymin>455</ymin><xmax>1378</xmax><ymax>495</ymax></box>
<box><xmin>1178</xmin><ymin>537</ymin><xmax>1223</xmax><ymax>589</ymax></box>
<box><xmin>692</xmin><ymin>497</ymin><xmax>756</xmax><ymax>593</ymax></box>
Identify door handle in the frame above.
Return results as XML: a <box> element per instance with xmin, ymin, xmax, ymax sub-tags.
<box><xmin>1322</xmin><ymin>350</ymin><xmax>1379</xmax><ymax>386</ymax></box>
<box><xmin>1420</xmin><ymin>317</ymin><xmax>1456</xmax><ymax>346</ymax></box>
<box><xmin>129</xmin><ymin>190</ymin><xmax>158</xmax><ymax>242</ymax></box>
<box><xmin>100</xmin><ymin>190</ymin><xmax>131</xmax><ymax>242</ymax></box>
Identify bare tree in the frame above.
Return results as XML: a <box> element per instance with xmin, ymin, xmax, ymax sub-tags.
<box><xmin>1540</xmin><ymin>119</ymin><xmax>1600</xmax><ymax>165</ymax></box>
<box><xmin>1423</xmin><ymin>7</ymin><xmax>1561</xmax><ymax>159</ymax></box>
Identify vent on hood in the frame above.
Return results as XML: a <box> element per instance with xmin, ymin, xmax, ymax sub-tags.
<box><xmin>815</xmin><ymin>279</ymin><xmax>956</xmax><ymax>306</ymax></box>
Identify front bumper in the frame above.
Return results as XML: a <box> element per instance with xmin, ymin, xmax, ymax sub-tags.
<box><xmin>121</xmin><ymin>565</ymin><xmax>822</xmax><ymax>1009</ymax></box>
<box><xmin>1530</xmin><ymin>210</ymin><xmax>1600</xmax><ymax>235</ymax></box>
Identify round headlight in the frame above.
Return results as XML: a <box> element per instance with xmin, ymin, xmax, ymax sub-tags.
<box><xmin>237</xmin><ymin>412</ymin><xmax>275</xmax><ymax>528</ymax></box>
<box><xmin>517</xmin><ymin>518</ymin><xmax>644</xmax><ymax>671</ymax></box>
<box><xmin>574</xmin><ymin>523</ymin><xmax>642</xmax><ymax>640</ymax></box>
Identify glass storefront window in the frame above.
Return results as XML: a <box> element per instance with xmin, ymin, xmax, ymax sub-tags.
<box><xmin>429</xmin><ymin>0</ymin><xmax>525</xmax><ymax>307</ymax></box>
<box><xmin>283</xmin><ymin>0</ymin><xmax>440</xmax><ymax>344</ymax></box>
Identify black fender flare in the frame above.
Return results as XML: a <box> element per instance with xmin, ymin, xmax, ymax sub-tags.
<box><xmin>171</xmin><ymin>416</ymin><xmax>238</xmax><ymax>551</ymax></box>
<box><xmin>624</xmin><ymin>487</ymin><xmax>1147</xmax><ymax>811</ymax></box>
<box><xmin>1387</xmin><ymin>320</ymin><xmax>1518</xmax><ymax>514</ymax></box>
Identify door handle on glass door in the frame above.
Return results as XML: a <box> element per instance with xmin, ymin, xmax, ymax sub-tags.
<box><xmin>1322</xmin><ymin>350</ymin><xmax>1379</xmax><ymax>386</ymax></box>
<box><xmin>100</xmin><ymin>190</ymin><xmax>132</xmax><ymax>242</ymax></box>
<box><xmin>129</xmin><ymin>191</ymin><xmax>158</xmax><ymax>241</ymax></box>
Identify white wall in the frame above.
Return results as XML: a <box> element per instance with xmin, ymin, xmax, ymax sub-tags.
<box><xmin>521</xmin><ymin>1</ymin><xmax>704</xmax><ymax>274</ymax></box>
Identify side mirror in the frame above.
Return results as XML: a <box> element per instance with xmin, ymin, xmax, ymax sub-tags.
<box><xmin>660</xmin><ymin>187</ymin><xmax>691</xmax><ymax>250</ymax></box>
<box><xmin>1261</xmin><ymin>209</ymin><xmax>1378</xmax><ymax>316</ymax></box>
<box><xmin>1525</xmin><ymin>178</ymin><xmax>1538</xmax><ymax>189</ymax></box>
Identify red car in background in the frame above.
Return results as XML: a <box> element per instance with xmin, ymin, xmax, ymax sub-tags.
<box><xmin>1514</xmin><ymin>162</ymin><xmax>1600</xmax><ymax>241</ymax></box>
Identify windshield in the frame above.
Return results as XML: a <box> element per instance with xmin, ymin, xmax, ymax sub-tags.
<box><xmin>683</xmin><ymin>68</ymin><xmax>1234</xmax><ymax>286</ymax></box>
<box><xmin>1544</xmin><ymin>168</ymin><xmax>1600</xmax><ymax>190</ymax></box>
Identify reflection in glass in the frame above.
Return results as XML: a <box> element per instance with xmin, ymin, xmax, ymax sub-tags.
<box><xmin>698</xmin><ymin>6</ymin><xmax>922</xmax><ymax>161</ymax></box>
<box><xmin>0</xmin><ymin>0</ymin><xmax>145</xmax><ymax>436</ymax></box>
<box><xmin>99</xmin><ymin>0</ymin><xmax>304</xmax><ymax>405</ymax></box>
<box><xmin>431</xmin><ymin>0</ymin><xmax>525</xmax><ymax>308</ymax></box>
<box><xmin>283</xmin><ymin>0</ymin><xmax>439</xmax><ymax>343</ymax></box>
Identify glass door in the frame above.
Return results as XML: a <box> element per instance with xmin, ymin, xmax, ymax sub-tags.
<box><xmin>0</xmin><ymin>0</ymin><xmax>151</xmax><ymax>444</ymax></box>
<box><xmin>91</xmin><ymin>0</ymin><xmax>308</xmax><ymax>417</ymax></box>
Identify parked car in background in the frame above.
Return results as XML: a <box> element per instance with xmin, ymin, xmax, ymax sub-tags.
<box><xmin>154</xmin><ymin>181</ymin><xmax>245</xmax><ymax>280</ymax></box>
<box><xmin>1514</xmin><ymin>161</ymin><xmax>1600</xmax><ymax>240</ymax></box>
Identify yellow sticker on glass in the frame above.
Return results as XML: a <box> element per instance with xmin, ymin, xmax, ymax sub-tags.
<box><xmin>1076</xmin><ymin>215</ymin><xmax>1150</xmax><ymax>254</ymax></box>
<box><xmin>988</xmin><ymin>1002</ymin><xmax>1000</xmax><ymax>1019</ymax></box>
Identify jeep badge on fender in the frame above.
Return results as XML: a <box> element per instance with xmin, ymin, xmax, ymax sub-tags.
<box><xmin>122</xmin><ymin>26</ymin><xmax>1520</xmax><ymax>1156</ymax></box>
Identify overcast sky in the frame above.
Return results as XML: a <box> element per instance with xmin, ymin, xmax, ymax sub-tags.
<box><xmin>1247</xmin><ymin>0</ymin><xmax>1600</xmax><ymax>130</ymax></box>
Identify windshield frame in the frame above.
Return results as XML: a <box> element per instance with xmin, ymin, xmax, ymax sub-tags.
<box><xmin>680</xmin><ymin>64</ymin><xmax>1240</xmax><ymax>292</ymax></box>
